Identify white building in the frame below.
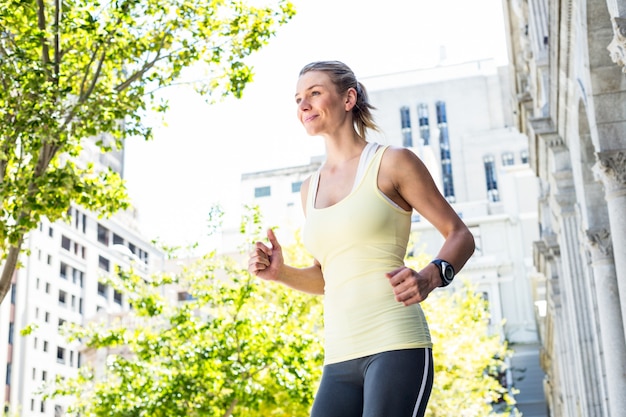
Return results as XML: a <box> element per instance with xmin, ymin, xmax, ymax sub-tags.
<box><xmin>0</xmin><ymin>137</ymin><xmax>164</xmax><ymax>416</ymax></box>
<box><xmin>504</xmin><ymin>0</ymin><xmax>626</xmax><ymax>415</ymax></box>
<box><xmin>234</xmin><ymin>59</ymin><xmax>548</xmax><ymax>415</ymax></box>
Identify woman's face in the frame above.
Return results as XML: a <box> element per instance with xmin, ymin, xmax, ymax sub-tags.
<box><xmin>295</xmin><ymin>70</ymin><xmax>351</xmax><ymax>137</ymax></box>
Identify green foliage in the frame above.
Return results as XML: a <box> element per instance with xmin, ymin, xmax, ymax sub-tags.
<box><xmin>407</xmin><ymin>252</ymin><xmax>518</xmax><ymax>416</ymax></box>
<box><xmin>422</xmin><ymin>285</ymin><xmax>517</xmax><ymax>416</ymax></box>
<box><xmin>46</xmin><ymin>253</ymin><xmax>323</xmax><ymax>417</ymax></box>
<box><xmin>0</xmin><ymin>0</ymin><xmax>295</xmax><ymax>303</ymax></box>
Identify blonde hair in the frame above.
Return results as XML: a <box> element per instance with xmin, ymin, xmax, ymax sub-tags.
<box><xmin>299</xmin><ymin>61</ymin><xmax>379</xmax><ymax>138</ymax></box>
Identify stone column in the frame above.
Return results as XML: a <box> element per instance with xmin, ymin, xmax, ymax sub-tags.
<box><xmin>584</xmin><ymin>227</ymin><xmax>626</xmax><ymax>416</ymax></box>
<box><xmin>594</xmin><ymin>150</ymin><xmax>626</xmax><ymax>331</ymax></box>
<box><xmin>606</xmin><ymin>0</ymin><xmax>626</xmax><ymax>70</ymax></box>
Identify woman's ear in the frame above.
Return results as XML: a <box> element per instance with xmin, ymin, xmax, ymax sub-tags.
<box><xmin>344</xmin><ymin>87</ymin><xmax>357</xmax><ymax>112</ymax></box>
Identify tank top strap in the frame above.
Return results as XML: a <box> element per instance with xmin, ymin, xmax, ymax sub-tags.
<box><xmin>307</xmin><ymin>168</ymin><xmax>321</xmax><ymax>211</ymax></box>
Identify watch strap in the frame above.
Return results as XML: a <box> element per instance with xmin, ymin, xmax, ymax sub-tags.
<box><xmin>431</xmin><ymin>258</ymin><xmax>455</xmax><ymax>287</ymax></box>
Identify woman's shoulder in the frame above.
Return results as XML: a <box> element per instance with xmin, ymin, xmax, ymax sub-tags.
<box><xmin>380</xmin><ymin>145</ymin><xmax>422</xmax><ymax>166</ymax></box>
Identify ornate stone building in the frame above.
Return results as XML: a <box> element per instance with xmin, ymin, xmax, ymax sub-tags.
<box><xmin>503</xmin><ymin>0</ymin><xmax>626</xmax><ymax>416</ymax></box>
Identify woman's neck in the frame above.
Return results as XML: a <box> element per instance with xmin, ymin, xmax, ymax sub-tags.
<box><xmin>322</xmin><ymin>131</ymin><xmax>366</xmax><ymax>168</ymax></box>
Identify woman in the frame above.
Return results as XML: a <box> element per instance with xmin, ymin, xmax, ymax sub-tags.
<box><xmin>248</xmin><ymin>61</ymin><xmax>475</xmax><ymax>417</ymax></box>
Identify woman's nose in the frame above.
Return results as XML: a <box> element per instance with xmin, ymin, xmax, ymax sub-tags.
<box><xmin>298</xmin><ymin>98</ymin><xmax>310</xmax><ymax>111</ymax></box>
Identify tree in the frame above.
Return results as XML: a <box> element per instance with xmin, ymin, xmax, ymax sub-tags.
<box><xmin>49</xmin><ymin>256</ymin><xmax>322</xmax><ymax>417</ymax></box>
<box><xmin>35</xmin><ymin>206</ymin><xmax>323</xmax><ymax>417</ymax></box>
<box><xmin>406</xmin><ymin>251</ymin><xmax>519</xmax><ymax>416</ymax></box>
<box><xmin>0</xmin><ymin>0</ymin><xmax>295</xmax><ymax>304</ymax></box>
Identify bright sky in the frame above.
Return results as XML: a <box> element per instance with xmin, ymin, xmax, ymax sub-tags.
<box><xmin>123</xmin><ymin>0</ymin><xmax>508</xmax><ymax>250</ymax></box>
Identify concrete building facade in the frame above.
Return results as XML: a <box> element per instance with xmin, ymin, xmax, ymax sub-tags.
<box><xmin>0</xmin><ymin>136</ymin><xmax>163</xmax><ymax>416</ymax></box>
<box><xmin>236</xmin><ymin>60</ymin><xmax>548</xmax><ymax>415</ymax></box>
<box><xmin>503</xmin><ymin>0</ymin><xmax>626</xmax><ymax>416</ymax></box>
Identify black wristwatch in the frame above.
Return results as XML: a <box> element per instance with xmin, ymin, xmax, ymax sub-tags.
<box><xmin>431</xmin><ymin>259</ymin><xmax>455</xmax><ymax>287</ymax></box>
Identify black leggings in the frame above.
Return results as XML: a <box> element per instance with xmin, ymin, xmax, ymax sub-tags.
<box><xmin>310</xmin><ymin>348</ymin><xmax>433</xmax><ymax>417</ymax></box>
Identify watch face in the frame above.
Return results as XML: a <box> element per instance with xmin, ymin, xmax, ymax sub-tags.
<box><xmin>444</xmin><ymin>266</ymin><xmax>454</xmax><ymax>280</ymax></box>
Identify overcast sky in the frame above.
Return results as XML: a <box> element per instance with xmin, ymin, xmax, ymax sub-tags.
<box><xmin>123</xmin><ymin>0</ymin><xmax>509</xmax><ymax>250</ymax></box>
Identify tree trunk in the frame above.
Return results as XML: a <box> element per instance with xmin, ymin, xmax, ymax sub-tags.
<box><xmin>0</xmin><ymin>243</ymin><xmax>23</xmax><ymax>305</ymax></box>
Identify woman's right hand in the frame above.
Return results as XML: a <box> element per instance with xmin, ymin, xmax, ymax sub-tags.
<box><xmin>248</xmin><ymin>228</ymin><xmax>284</xmax><ymax>281</ymax></box>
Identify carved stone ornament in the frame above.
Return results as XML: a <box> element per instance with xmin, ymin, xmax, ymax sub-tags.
<box><xmin>585</xmin><ymin>228</ymin><xmax>613</xmax><ymax>261</ymax></box>
<box><xmin>608</xmin><ymin>17</ymin><xmax>626</xmax><ymax>73</ymax></box>
<box><xmin>593</xmin><ymin>151</ymin><xmax>626</xmax><ymax>192</ymax></box>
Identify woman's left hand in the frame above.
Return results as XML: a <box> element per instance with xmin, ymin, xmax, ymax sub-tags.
<box><xmin>386</xmin><ymin>266</ymin><xmax>439</xmax><ymax>306</ymax></box>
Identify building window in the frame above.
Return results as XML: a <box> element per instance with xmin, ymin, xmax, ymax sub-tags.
<box><xmin>48</xmin><ymin>227</ymin><xmax>54</xmax><ymax>237</ymax></box>
<box><xmin>58</xmin><ymin>290</ymin><xmax>67</xmax><ymax>306</ymax></box>
<box><xmin>291</xmin><ymin>181</ymin><xmax>302</xmax><ymax>193</ymax></box>
<box><xmin>61</xmin><ymin>235</ymin><xmax>71</xmax><ymax>251</ymax></box>
<box><xmin>98</xmin><ymin>255</ymin><xmax>110</xmax><ymax>272</ymax></box>
<box><xmin>436</xmin><ymin>101</ymin><xmax>455</xmax><ymax>203</ymax></box>
<box><xmin>113</xmin><ymin>290</ymin><xmax>123</xmax><ymax>305</ymax></box>
<box><xmin>520</xmin><ymin>149</ymin><xmax>529</xmax><ymax>164</ymax></box>
<box><xmin>417</xmin><ymin>103</ymin><xmax>430</xmax><ymax>145</ymax></box>
<box><xmin>57</xmin><ymin>347</ymin><xmax>66</xmax><ymax>364</ymax></box>
<box><xmin>501</xmin><ymin>151</ymin><xmax>515</xmax><ymax>166</ymax></box>
<box><xmin>73</xmin><ymin>209</ymin><xmax>87</xmax><ymax>233</ymax></box>
<box><xmin>97</xmin><ymin>282</ymin><xmax>108</xmax><ymax>298</ymax></box>
<box><xmin>113</xmin><ymin>234</ymin><xmax>124</xmax><ymax>245</ymax></box>
<box><xmin>254</xmin><ymin>186</ymin><xmax>271</xmax><ymax>198</ymax></box>
<box><xmin>73</xmin><ymin>269</ymin><xmax>84</xmax><ymax>287</ymax></box>
<box><xmin>400</xmin><ymin>106</ymin><xmax>413</xmax><ymax>147</ymax></box>
<box><xmin>97</xmin><ymin>224</ymin><xmax>110</xmax><ymax>245</ymax></box>
<box><xmin>178</xmin><ymin>291</ymin><xmax>195</xmax><ymax>302</ymax></box>
<box><xmin>483</xmin><ymin>154</ymin><xmax>500</xmax><ymax>202</ymax></box>
<box><xmin>43</xmin><ymin>341</ymin><xmax>48</xmax><ymax>352</ymax></box>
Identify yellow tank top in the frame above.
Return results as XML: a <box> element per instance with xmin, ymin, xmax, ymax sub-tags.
<box><xmin>303</xmin><ymin>145</ymin><xmax>432</xmax><ymax>365</ymax></box>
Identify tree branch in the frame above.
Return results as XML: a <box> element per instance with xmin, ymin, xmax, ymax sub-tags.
<box><xmin>36</xmin><ymin>0</ymin><xmax>52</xmax><ymax>76</ymax></box>
<box><xmin>78</xmin><ymin>46</ymin><xmax>103</xmax><ymax>99</ymax></box>
<box><xmin>222</xmin><ymin>398</ymin><xmax>238</xmax><ymax>417</ymax></box>
<box><xmin>81</xmin><ymin>47</ymin><xmax>107</xmax><ymax>102</ymax></box>
<box><xmin>53</xmin><ymin>0</ymin><xmax>61</xmax><ymax>82</ymax></box>
<box><xmin>114</xmin><ymin>48</ymin><xmax>165</xmax><ymax>93</ymax></box>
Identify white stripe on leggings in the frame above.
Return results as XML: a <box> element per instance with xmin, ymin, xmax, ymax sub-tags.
<box><xmin>411</xmin><ymin>349</ymin><xmax>430</xmax><ymax>417</ymax></box>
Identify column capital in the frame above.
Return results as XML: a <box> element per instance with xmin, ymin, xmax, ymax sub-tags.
<box><xmin>608</xmin><ymin>17</ymin><xmax>626</xmax><ymax>73</ymax></box>
<box><xmin>585</xmin><ymin>228</ymin><xmax>613</xmax><ymax>262</ymax></box>
<box><xmin>594</xmin><ymin>150</ymin><xmax>626</xmax><ymax>194</ymax></box>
